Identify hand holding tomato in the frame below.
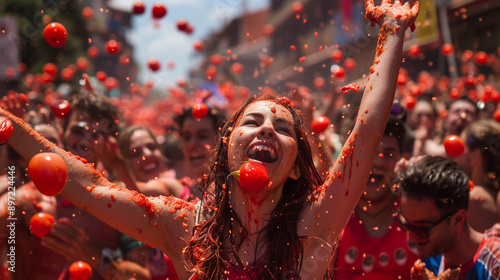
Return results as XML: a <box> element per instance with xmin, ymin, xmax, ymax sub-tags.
<box><xmin>28</xmin><ymin>153</ymin><xmax>68</xmax><ymax>196</ymax></box>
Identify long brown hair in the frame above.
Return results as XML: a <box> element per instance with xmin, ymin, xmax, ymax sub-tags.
<box><xmin>184</xmin><ymin>94</ymin><xmax>324</xmax><ymax>279</ymax></box>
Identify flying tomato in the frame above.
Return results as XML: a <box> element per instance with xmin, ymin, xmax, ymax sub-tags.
<box><xmin>29</xmin><ymin>212</ymin><xmax>55</xmax><ymax>237</ymax></box>
<box><xmin>105</xmin><ymin>40</ymin><xmax>121</xmax><ymax>55</ymax></box>
<box><xmin>49</xmin><ymin>99</ymin><xmax>71</xmax><ymax>118</ymax></box>
<box><xmin>441</xmin><ymin>44</ymin><xmax>454</xmax><ymax>56</ymax></box>
<box><xmin>132</xmin><ymin>1</ymin><xmax>146</xmax><ymax>14</ymax></box>
<box><xmin>28</xmin><ymin>153</ymin><xmax>68</xmax><ymax>196</ymax></box>
<box><xmin>43</xmin><ymin>22</ymin><xmax>67</xmax><ymax>48</ymax></box>
<box><xmin>69</xmin><ymin>261</ymin><xmax>92</xmax><ymax>280</ymax></box>
<box><xmin>192</xmin><ymin>103</ymin><xmax>208</xmax><ymax>120</ymax></box>
<box><xmin>311</xmin><ymin>116</ymin><xmax>330</xmax><ymax>134</ymax></box>
<box><xmin>152</xmin><ymin>3</ymin><xmax>167</xmax><ymax>19</ymax></box>
<box><xmin>475</xmin><ymin>51</ymin><xmax>488</xmax><ymax>65</ymax></box>
<box><xmin>443</xmin><ymin>135</ymin><xmax>465</xmax><ymax>157</ymax></box>
<box><xmin>0</xmin><ymin>117</ymin><xmax>14</xmax><ymax>144</ymax></box>
<box><xmin>148</xmin><ymin>58</ymin><xmax>161</xmax><ymax>72</ymax></box>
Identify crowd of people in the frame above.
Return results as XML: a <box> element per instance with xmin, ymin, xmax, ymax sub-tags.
<box><xmin>1</xmin><ymin>0</ymin><xmax>500</xmax><ymax>279</ymax></box>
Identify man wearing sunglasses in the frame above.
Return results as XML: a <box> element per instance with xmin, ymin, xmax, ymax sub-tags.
<box><xmin>395</xmin><ymin>156</ymin><xmax>500</xmax><ymax>279</ymax></box>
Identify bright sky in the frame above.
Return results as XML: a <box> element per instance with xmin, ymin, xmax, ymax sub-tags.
<box><xmin>109</xmin><ymin>0</ymin><xmax>269</xmax><ymax>90</ymax></box>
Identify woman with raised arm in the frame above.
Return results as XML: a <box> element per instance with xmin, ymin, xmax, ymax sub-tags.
<box><xmin>1</xmin><ymin>1</ymin><xmax>418</xmax><ymax>279</ymax></box>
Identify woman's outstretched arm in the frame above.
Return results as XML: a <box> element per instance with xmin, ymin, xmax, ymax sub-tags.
<box><xmin>0</xmin><ymin>109</ymin><xmax>196</xmax><ymax>256</ymax></box>
<box><xmin>302</xmin><ymin>0</ymin><xmax>419</xmax><ymax>240</ymax></box>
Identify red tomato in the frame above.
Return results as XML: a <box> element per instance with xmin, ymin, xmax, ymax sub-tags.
<box><xmin>193</xmin><ymin>40</ymin><xmax>204</xmax><ymax>52</ymax></box>
<box><xmin>343</xmin><ymin>58</ymin><xmax>356</xmax><ymax>71</ymax></box>
<box><xmin>69</xmin><ymin>261</ymin><xmax>92</xmax><ymax>280</ymax></box>
<box><xmin>205</xmin><ymin>65</ymin><xmax>217</xmax><ymax>81</ymax></box>
<box><xmin>145</xmin><ymin>80</ymin><xmax>155</xmax><ymax>88</ymax></box>
<box><xmin>132</xmin><ymin>1</ymin><xmax>146</xmax><ymax>14</ymax></box>
<box><xmin>87</xmin><ymin>46</ymin><xmax>99</xmax><ymax>58</ymax></box>
<box><xmin>493</xmin><ymin>109</ymin><xmax>500</xmax><ymax>123</ymax></box>
<box><xmin>0</xmin><ymin>117</ymin><xmax>14</xmax><ymax>144</ymax></box>
<box><xmin>76</xmin><ymin>57</ymin><xmax>89</xmax><ymax>71</ymax></box>
<box><xmin>29</xmin><ymin>212</ymin><xmax>55</xmax><ymax>237</ymax></box>
<box><xmin>28</xmin><ymin>153</ymin><xmax>68</xmax><ymax>196</ymax></box>
<box><xmin>210</xmin><ymin>54</ymin><xmax>222</xmax><ymax>65</ymax></box>
<box><xmin>177</xmin><ymin>18</ymin><xmax>187</xmax><ymax>31</ymax></box>
<box><xmin>441</xmin><ymin>44</ymin><xmax>454</xmax><ymax>55</ymax></box>
<box><xmin>104</xmin><ymin>77</ymin><xmax>118</xmax><ymax>89</ymax></box>
<box><xmin>449</xmin><ymin>88</ymin><xmax>460</xmax><ymax>99</ymax></box>
<box><xmin>152</xmin><ymin>3</ymin><xmax>167</xmax><ymax>19</ymax></box>
<box><xmin>475</xmin><ymin>51</ymin><xmax>488</xmax><ymax>65</ymax></box>
<box><xmin>311</xmin><ymin>116</ymin><xmax>330</xmax><ymax>134</ymax></box>
<box><xmin>119</xmin><ymin>54</ymin><xmax>130</xmax><ymax>65</ymax></box>
<box><xmin>42</xmin><ymin>63</ymin><xmax>58</xmax><ymax>76</ymax></box>
<box><xmin>104</xmin><ymin>40</ymin><xmax>121</xmax><ymax>55</ymax></box>
<box><xmin>263</xmin><ymin>24</ymin><xmax>275</xmax><ymax>35</ymax></box>
<box><xmin>443</xmin><ymin>135</ymin><xmax>465</xmax><ymax>157</ymax></box>
<box><xmin>81</xmin><ymin>7</ymin><xmax>93</xmax><ymax>20</ymax></box>
<box><xmin>184</xmin><ymin>24</ymin><xmax>194</xmax><ymax>34</ymax></box>
<box><xmin>148</xmin><ymin>58</ymin><xmax>161</xmax><ymax>72</ymax></box>
<box><xmin>404</xmin><ymin>95</ymin><xmax>416</xmax><ymax>110</ymax></box>
<box><xmin>231</xmin><ymin>62</ymin><xmax>244</xmax><ymax>74</ymax></box>
<box><xmin>231</xmin><ymin>162</ymin><xmax>270</xmax><ymax>192</ymax></box>
<box><xmin>491</xmin><ymin>90</ymin><xmax>500</xmax><ymax>104</ymax></box>
<box><xmin>498</xmin><ymin>47</ymin><xmax>500</xmax><ymax>57</ymax></box>
<box><xmin>95</xmin><ymin>71</ymin><xmax>107</xmax><ymax>82</ymax></box>
<box><xmin>465</xmin><ymin>75</ymin><xmax>476</xmax><ymax>87</ymax></box>
<box><xmin>331</xmin><ymin>49</ymin><xmax>344</xmax><ymax>62</ymax></box>
<box><xmin>313</xmin><ymin>76</ymin><xmax>325</xmax><ymax>89</ymax></box>
<box><xmin>50</xmin><ymin>99</ymin><xmax>71</xmax><ymax>118</ymax></box>
<box><xmin>408</xmin><ymin>45</ymin><xmax>420</xmax><ymax>57</ymax></box>
<box><xmin>41</xmin><ymin>72</ymin><xmax>53</xmax><ymax>84</ymax></box>
<box><xmin>331</xmin><ymin>65</ymin><xmax>345</xmax><ymax>79</ymax></box>
<box><xmin>397</xmin><ymin>73</ymin><xmax>407</xmax><ymax>86</ymax></box>
<box><xmin>291</xmin><ymin>1</ymin><xmax>303</xmax><ymax>14</ymax></box>
<box><xmin>43</xmin><ymin>22</ymin><xmax>67</xmax><ymax>48</ymax></box>
<box><xmin>192</xmin><ymin>103</ymin><xmax>208</xmax><ymax>120</ymax></box>
<box><xmin>60</xmin><ymin>67</ymin><xmax>74</xmax><ymax>81</ymax></box>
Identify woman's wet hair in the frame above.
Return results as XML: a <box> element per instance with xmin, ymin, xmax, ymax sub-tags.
<box><xmin>184</xmin><ymin>94</ymin><xmax>324</xmax><ymax>279</ymax></box>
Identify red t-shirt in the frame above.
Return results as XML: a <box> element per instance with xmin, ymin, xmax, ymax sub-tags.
<box><xmin>334</xmin><ymin>212</ymin><xmax>420</xmax><ymax>280</ymax></box>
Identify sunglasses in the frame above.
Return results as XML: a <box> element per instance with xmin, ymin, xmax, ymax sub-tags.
<box><xmin>394</xmin><ymin>208</ymin><xmax>454</xmax><ymax>239</ymax></box>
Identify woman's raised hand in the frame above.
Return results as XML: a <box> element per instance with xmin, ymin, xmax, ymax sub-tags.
<box><xmin>365</xmin><ymin>0</ymin><xmax>420</xmax><ymax>31</ymax></box>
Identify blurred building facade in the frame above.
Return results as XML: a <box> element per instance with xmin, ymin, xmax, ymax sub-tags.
<box><xmin>192</xmin><ymin>0</ymin><xmax>500</xmax><ymax>94</ymax></box>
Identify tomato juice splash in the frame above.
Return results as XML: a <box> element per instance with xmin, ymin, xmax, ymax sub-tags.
<box><xmin>340</xmin><ymin>83</ymin><xmax>360</xmax><ymax>94</ymax></box>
